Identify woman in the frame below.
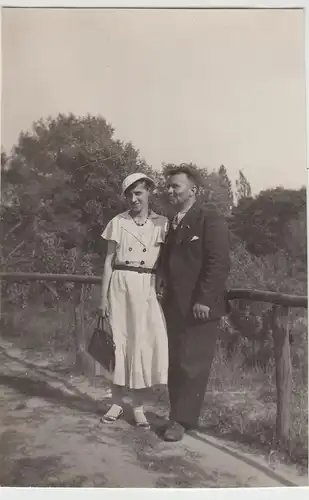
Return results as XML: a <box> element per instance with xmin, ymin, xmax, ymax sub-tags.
<box><xmin>100</xmin><ymin>172</ymin><xmax>168</xmax><ymax>428</ymax></box>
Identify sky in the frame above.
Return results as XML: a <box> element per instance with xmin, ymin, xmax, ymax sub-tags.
<box><xmin>1</xmin><ymin>7</ymin><xmax>307</xmax><ymax>194</ymax></box>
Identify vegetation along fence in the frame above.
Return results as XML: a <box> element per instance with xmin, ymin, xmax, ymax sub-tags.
<box><xmin>0</xmin><ymin>271</ymin><xmax>307</xmax><ymax>453</ymax></box>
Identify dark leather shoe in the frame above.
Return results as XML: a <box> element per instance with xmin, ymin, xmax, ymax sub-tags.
<box><xmin>163</xmin><ymin>421</ymin><xmax>185</xmax><ymax>442</ymax></box>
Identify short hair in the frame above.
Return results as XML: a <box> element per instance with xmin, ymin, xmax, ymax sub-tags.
<box><xmin>165</xmin><ymin>164</ymin><xmax>202</xmax><ymax>187</ymax></box>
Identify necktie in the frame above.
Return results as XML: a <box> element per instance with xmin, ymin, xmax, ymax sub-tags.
<box><xmin>172</xmin><ymin>213</ymin><xmax>180</xmax><ymax>230</ymax></box>
<box><xmin>172</xmin><ymin>212</ymin><xmax>186</xmax><ymax>230</ymax></box>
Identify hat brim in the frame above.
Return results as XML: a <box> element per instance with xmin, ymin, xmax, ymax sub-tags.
<box><xmin>122</xmin><ymin>176</ymin><xmax>154</xmax><ymax>196</ymax></box>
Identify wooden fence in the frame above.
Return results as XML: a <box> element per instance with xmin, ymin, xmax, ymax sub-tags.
<box><xmin>0</xmin><ymin>271</ymin><xmax>307</xmax><ymax>453</ymax></box>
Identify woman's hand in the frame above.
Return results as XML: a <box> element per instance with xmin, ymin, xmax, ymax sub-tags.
<box><xmin>99</xmin><ymin>301</ymin><xmax>110</xmax><ymax>318</ymax></box>
<box><xmin>156</xmin><ymin>275</ymin><xmax>166</xmax><ymax>304</ymax></box>
<box><xmin>156</xmin><ymin>291</ymin><xmax>165</xmax><ymax>304</ymax></box>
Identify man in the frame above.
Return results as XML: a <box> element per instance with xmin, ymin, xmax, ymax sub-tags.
<box><xmin>160</xmin><ymin>165</ymin><xmax>230</xmax><ymax>442</ymax></box>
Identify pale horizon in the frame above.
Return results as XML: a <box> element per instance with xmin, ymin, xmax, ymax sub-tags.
<box><xmin>1</xmin><ymin>8</ymin><xmax>307</xmax><ymax>195</ymax></box>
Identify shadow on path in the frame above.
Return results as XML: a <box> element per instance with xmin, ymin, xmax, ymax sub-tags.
<box><xmin>0</xmin><ymin>347</ymin><xmax>306</xmax><ymax>488</ymax></box>
<box><xmin>0</xmin><ymin>347</ymin><xmax>101</xmax><ymax>399</ymax></box>
<box><xmin>0</xmin><ymin>374</ymin><xmax>106</xmax><ymax>416</ymax></box>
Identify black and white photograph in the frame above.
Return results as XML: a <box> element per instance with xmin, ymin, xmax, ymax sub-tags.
<box><xmin>0</xmin><ymin>5</ymin><xmax>308</xmax><ymax>489</ymax></box>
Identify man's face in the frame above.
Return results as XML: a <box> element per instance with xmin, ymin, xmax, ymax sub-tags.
<box><xmin>166</xmin><ymin>173</ymin><xmax>196</xmax><ymax>206</ymax></box>
<box><xmin>125</xmin><ymin>182</ymin><xmax>150</xmax><ymax>213</ymax></box>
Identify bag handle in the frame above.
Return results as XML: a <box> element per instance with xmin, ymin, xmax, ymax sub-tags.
<box><xmin>97</xmin><ymin>315</ymin><xmax>104</xmax><ymax>329</ymax></box>
<box><xmin>97</xmin><ymin>314</ymin><xmax>111</xmax><ymax>330</ymax></box>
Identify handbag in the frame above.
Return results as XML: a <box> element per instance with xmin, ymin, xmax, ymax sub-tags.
<box><xmin>88</xmin><ymin>315</ymin><xmax>116</xmax><ymax>372</ymax></box>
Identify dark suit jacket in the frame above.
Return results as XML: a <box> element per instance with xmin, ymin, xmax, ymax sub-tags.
<box><xmin>161</xmin><ymin>201</ymin><xmax>230</xmax><ymax>321</ymax></box>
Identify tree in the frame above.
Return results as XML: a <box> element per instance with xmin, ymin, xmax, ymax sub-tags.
<box><xmin>1</xmin><ymin>147</ymin><xmax>8</xmax><ymax>167</ymax></box>
<box><xmin>231</xmin><ymin>186</ymin><xmax>306</xmax><ymax>256</ymax></box>
<box><xmin>157</xmin><ymin>162</ymin><xmax>233</xmax><ymax>217</ymax></box>
<box><xmin>283</xmin><ymin>208</ymin><xmax>307</xmax><ymax>264</ymax></box>
<box><xmin>1</xmin><ymin>113</ymin><xmax>154</xmax><ymax>300</ymax></box>
<box><xmin>235</xmin><ymin>170</ymin><xmax>252</xmax><ymax>202</ymax></box>
<box><xmin>218</xmin><ymin>164</ymin><xmax>234</xmax><ymax>212</ymax></box>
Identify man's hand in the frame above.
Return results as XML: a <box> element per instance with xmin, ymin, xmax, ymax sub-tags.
<box><xmin>193</xmin><ymin>303</ymin><xmax>210</xmax><ymax>321</ymax></box>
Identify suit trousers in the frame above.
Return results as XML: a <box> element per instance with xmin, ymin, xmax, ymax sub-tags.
<box><xmin>164</xmin><ymin>299</ymin><xmax>220</xmax><ymax>429</ymax></box>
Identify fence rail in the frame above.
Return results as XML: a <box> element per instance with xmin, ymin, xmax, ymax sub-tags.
<box><xmin>0</xmin><ymin>271</ymin><xmax>307</xmax><ymax>453</ymax></box>
<box><xmin>1</xmin><ymin>271</ymin><xmax>307</xmax><ymax>307</ymax></box>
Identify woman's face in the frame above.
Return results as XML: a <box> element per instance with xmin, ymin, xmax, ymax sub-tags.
<box><xmin>125</xmin><ymin>181</ymin><xmax>150</xmax><ymax>213</ymax></box>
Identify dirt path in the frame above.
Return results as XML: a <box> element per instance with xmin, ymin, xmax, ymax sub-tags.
<box><xmin>0</xmin><ymin>341</ymin><xmax>307</xmax><ymax>488</ymax></box>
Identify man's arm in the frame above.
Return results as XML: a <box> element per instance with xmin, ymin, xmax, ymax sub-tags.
<box><xmin>155</xmin><ymin>244</ymin><xmax>167</xmax><ymax>300</ymax></box>
<box><xmin>194</xmin><ymin>209</ymin><xmax>230</xmax><ymax>310</ymax></box>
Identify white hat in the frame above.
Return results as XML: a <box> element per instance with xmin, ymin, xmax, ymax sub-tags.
<box><xmin>121</xmin><ymin>172</ymin><xmax>154</xmax><ymax>195</ymax></box>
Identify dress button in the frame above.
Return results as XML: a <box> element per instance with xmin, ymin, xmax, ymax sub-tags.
<box><xmin>140</xmin><ymin>260</ymin><xmax>145</xmax><ymax>265</ymax></box>
<box><xmin>129</xmin><ymin>247</ymin><xmax>132</xmax><ymax>251</ymax></box>
<box><xmin>142</xmin><ymin>248</ymin><xmax>146</xmax><ymax>252</ymax></box>
<box><xmin>125</xmin><ymin>260</ymin><xmax>130</xmax><ymax>264</ymax></box>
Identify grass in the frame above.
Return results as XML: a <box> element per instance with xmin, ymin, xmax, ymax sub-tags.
<box><xmin>1</xmin><ymin>298</ymin><xmax>308</xmax><ymax>470</ymax></box>
<box><xmin>148</xmin><ymin>345</ymin><xmax>308</xmax><ymax>471</ymax></box>
<box><xmin>204</xmin><ymin>347</ymin><xmax>308</xmax><ymax>469</ymax></box>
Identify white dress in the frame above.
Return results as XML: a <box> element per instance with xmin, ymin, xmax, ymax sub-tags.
<box><xmin>101</xmin><ymin>210</ymin><xmax>169</xmax><ymax>389</ymax></box>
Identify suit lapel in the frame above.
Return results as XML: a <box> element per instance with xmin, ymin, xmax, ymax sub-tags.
<box><xmin>173</xmin><ymin>202</ymin><xmax>201</xmax><ymax>244</ymax></box>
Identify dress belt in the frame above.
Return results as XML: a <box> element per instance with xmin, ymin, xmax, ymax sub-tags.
<box><xmin>113</xmin><ymin>264</ymin><xmax>156</xmax><ymax>275</ymax></box>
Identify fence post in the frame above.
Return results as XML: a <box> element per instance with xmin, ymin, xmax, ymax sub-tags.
<box><xmin>271</xmin><ymin>305</ymin><xmax>292</xmax><ymax>453</ymax></box>
<box><xmin>72</xmin><ymin>282</ymin><xmax>95</xmax><ymax>376</ymax></box>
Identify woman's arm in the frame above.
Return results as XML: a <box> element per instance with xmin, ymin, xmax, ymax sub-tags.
<box><xmin>100</xmin><ymin>240</ymin><xmax>116</xmax><ymax>317</ymax></box>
